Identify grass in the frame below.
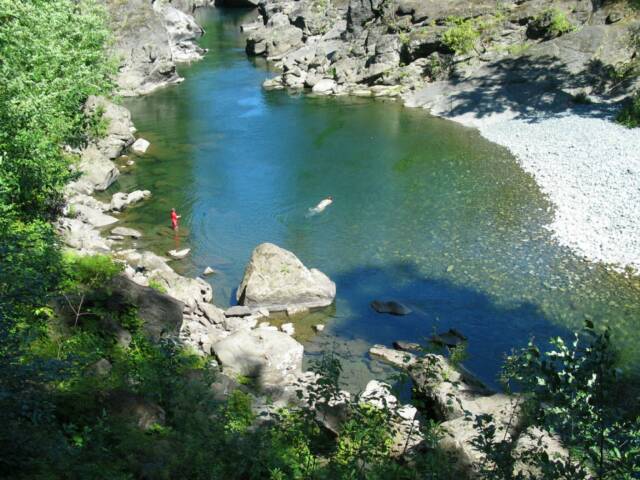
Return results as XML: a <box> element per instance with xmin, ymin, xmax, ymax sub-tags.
<box><xmin>617</xmin><ymin>92</ymin><xmax>640</xmax><ymax>128</ymax></box>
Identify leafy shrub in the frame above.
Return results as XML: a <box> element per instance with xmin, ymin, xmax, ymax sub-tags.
<box><xmin>529</xmin><ymin>8</ymin><xmax>575</xmax><ymax>40</ymax></box>
<box><xmin>617</xmin><ymin>92</ymin><xmax>640</xmax><ymax>128</ymax></box>
<box><xmin>442</xmin><ymin>17</ymin><xmax>480</xmax><ymax>55</ymax></box>
<box><xmin>0</xmin><ymin>0</ymin><xmax>115</xmax><ymax>220</ymax></box>
<box><xmin>148</xmin><ymin>278</ymin><xmax>167</xmax><ymax>293</ymax></box>
<box><xmin>473</xmin><ymin>321</ymin><xmax>640</xmax><ymax>479</ymax></box>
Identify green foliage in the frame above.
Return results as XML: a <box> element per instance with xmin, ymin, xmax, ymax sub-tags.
<box><xmin>616</xmin><ymin>92</ymin><xmax>640</xmax><ymax>128</ymax></box>
<box><xmin>0</xmin><ymin>0</ymin><xmax>115</xmax><ymax>221</ymax></box>
<box><xmin>86</xmin><ymin>105</ymin><xmax>111</xmax><ymax>140</ymax></box>
<box><xmin>148</xmin><ymin>278</ymin><xmax>168</xmax><ymax>293</ymax></box>
<box><xmin>442</xmin><ymin>17</ymin><xmax>480</xmax><ymax>55</ymax></box>
<box><xmin>473</xmin><ymin>321</ymin><xmax>640</xmax><ymax>479</ymax></box>
<box><xmin>533</xmin><ymin>8</ymin><xmax>575</xmax><ymax>39</ymax></box>
<box><xmin>62</xmin><ymin>253</ymin><xmax>123</xmax><ymax>290</ymax></box>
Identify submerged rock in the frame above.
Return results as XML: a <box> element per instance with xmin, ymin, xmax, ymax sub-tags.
<box><xmin>236</xmin><ymin>243</ymin><xmax>336</xmax><ymax>312</ymax></box>
<box><xmin>370</xmin><ymin>300</ymin><xmax>412</xmax><ymax>316</ymax></box>
<box><xmin>369</xmin><ymin>344</ymin><xmax>417</xmax><ymax>368</ymax></box>
<box><xmin>111</xmin><ymin>226</ymin><xmax>142</xmax><ymax>238</ymax></box>
<box><xmin>430</xmin><ymin>328</ymin><xmax>467</xmax><ymax>348</ymax></box>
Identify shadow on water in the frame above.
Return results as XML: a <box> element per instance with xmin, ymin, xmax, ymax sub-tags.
<box><xmin>306</xmin><ymin>261</ymin><xmax>569</xmax><ymax>391</ymax></box>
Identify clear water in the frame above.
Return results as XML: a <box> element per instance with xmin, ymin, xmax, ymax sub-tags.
<box><xmin>112</xmin><ymin>7</ymin><xmax>640</xmax><ymax>390</ymax></box>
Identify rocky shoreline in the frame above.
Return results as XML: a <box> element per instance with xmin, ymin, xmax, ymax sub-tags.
<box><xmin>243</xmin><ymin>0</ymin><xmax>640</xmax><ymax>273</ymax></box>
<box><xmin>57</xmin><ymin>0</ymin><xmax>622</xmax><ymax>474</ymax></box>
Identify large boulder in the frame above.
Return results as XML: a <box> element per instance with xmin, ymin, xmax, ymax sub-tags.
<box><xmin>101</xmin><ymin>0</ymin><xmax>181</xmax><ymax>96</ymax></box>
<box><xmin>68</xmin><ymin>145</ymin><xmax>119</xmax><ymax>194</ymax></box>
<box><xmin>213</xmin><ymin>329</ymin><xmax>304</xmax><ymax>388</ymax></box>
<box><xmin>110</xmin><ymin>190</ymin><xmax>151</xmax><ymax>211</ymax></box>
<box><xmin>57</xmin><ymin>217</ymin><xmax>112</xmax><ymax>254</ymax></box>
<box><xmin>154</xmin><ymin>2</ymin><xmax>206</xmax><ymax>62</ymax></box>
<box><xmin>246</xmin><ymin>24</ymin><xmax>304</xmax><ymax>57</ymax></box>
<box><xmin>84</xmin><ymin>96</ymin><xmax>135</xmax><ymax>159</ymax></box>
<box><xmin>108</xmin><ymin>275</ymin><xmax>184</xmax><ymax>340</ymax></box>
<box><xmin>236</xmin><ymin>243</ymin><xmax>336</xmax><ymax>312</ymax></box>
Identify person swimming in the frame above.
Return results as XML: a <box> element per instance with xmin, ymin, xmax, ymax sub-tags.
<box><xmin>308</xmin><ymin>196</ymin><xmax>333</xmax><ymax>215</ymax></box>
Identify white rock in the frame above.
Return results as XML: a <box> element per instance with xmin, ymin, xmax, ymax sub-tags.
<box><xmin>168</xmin><ymin>248</ymin><xmax>190</xmax><ymax>259</ymax></box>
<box><xmin>111</xmin><ymin>226</ymin><xmax>142</xmax><ymax>238</ymax></box>
<box><xmin>281</xmin><ymin>323</ymin><xmax>295</xmax><ymax>336</ymax></box>
<box><xmin>131</xmin><ymin>138</ymin><xmax>150</xmax><ymax>154</ymax></box>
<box><xmin>312</xmin><ymin>78</ymin><xmax>337</xmax><ymax>94</ymax></box>
<box><xmin>313</xmin><ymin>324</ymin><xmax>325</xmax><ymax>332</ymax></box>
<box><xmin>203</xmin><ymin>266</ymin><xmax>215</xmax><ymax>276</ymax></box>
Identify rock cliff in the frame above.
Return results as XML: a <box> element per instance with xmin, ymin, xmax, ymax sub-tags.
<box><xmin>244</xmin><ymin>0</ymin><xmax>640</xmax><ymax>106</ymax></box>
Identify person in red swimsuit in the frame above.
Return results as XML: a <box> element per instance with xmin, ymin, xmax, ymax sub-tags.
<box><xmin>170</xmin><ymin>208</ymin><xmax>181</xmax><ymax>230</ymax></box>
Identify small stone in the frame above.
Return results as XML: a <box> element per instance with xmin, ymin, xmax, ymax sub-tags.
<box><xmin>225</xmin><ymin>305</ymin><xmax>253</xmax><ymax>317</ymax></box>
<box><xmin>108</xmin><ymin>235</ymin><xmax>125</xmax><ymax>241</ymax></box>
<box><xmin>131</xmin><ymin>138</ymin><xmax>150</xmax><ymax>154</ymax></box>
<box><xmin>203</xmin><ymin>266</ymin><xmax>215</xmax><ymax>276</ymax></box>
<box><xmin>168</xmin><ymin>248</ymin><xmax>190</xmax><ymax>259</ymax></box>
<box><xmin>314</xmin><ymin>324</ymin><xmax>325</xmax><ymax>332</ymax></box>
<box><xmin>281</xmin><ymin>323</ymin><xmax>295</xmax><ymax>336</ymax></box>
<box><xmin>126</xmin><ymin>160</ymin><xmax>135</xmax><ymax>166</ymax></box>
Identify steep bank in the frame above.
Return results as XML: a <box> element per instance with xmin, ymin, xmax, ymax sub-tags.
<box><xmin>243</xmin><ymin>0</ymin><xmax>640</xmax><ymax>272</ymax></box>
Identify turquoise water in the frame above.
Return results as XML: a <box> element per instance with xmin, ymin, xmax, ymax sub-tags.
<box><xmin>113</xmin><ymin>8</ymin><xmax>640</xmax><ymax>389</ymax></box>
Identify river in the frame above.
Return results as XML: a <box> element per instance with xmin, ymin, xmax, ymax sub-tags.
<box><xmin>112</xmin><ymin>7</ymin><xmax>640</xmax><ymax>390</ymax></box>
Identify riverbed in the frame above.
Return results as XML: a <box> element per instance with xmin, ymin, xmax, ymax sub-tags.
<box><xmin>112</xmin><ymin>7</ymin><xmax>640</xmax><ymax>390</ymax></box>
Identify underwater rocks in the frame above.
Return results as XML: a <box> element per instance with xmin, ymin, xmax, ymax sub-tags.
<box><xmin>370</xmin><ymin>300</ymin><xmax>412</xmax><ymax>315</ymax></box>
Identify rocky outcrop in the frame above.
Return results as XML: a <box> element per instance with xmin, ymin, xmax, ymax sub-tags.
<box><xmin>213</xmin><ymin>328</ymin><xmax>304</xmax><ymax>388</ymax></box>
<box><xmin>247</xmin><ymin>0</ymin><xmax>639</xmax><ymax>105</ymax></box>
<box><xmin>108</xmin><ymin>274</ymin><xmax>185</xmax><ymax>340</ymax></box>
<box><xmin>153</xmin><ymin>1</ymin><xmax>207</xmax><ymax>63</ymax></box>
<box><xmin>408</xmin><ymin>354</ymin><xmax>571</xmax><ymax>477</ymax></box>
<box><xmin>101</xmin><ymin>0</ymin><xmax>209</xmax><ymax>96</ymax></box>
<box><xmin>236</xmin><ymin>243</ymin><xmax>336</xmax><ymax>312</ymax></box>
<box><xmin>85</xmin><ymin>96</ymin><xmax>136</xmax><ymax>159</ymax></box>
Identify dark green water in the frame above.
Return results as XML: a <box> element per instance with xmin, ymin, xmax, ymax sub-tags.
<box><xmin>113</xmin><ymin>8</ymin><xmax>640</xmax><ymax>389</ymax></box>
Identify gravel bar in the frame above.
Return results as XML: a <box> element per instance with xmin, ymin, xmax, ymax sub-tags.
<box><xmin>478</xmin><ymin>113</ymin><xmax>640</xmax><ymax>273</ymax></box>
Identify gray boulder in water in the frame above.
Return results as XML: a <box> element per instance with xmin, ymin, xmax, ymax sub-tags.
<box><xmin>236</xmin><ymin>243</ymin><xmax>336</xmax><ymax>312</ymax></box>
<box><xmin>370</xmin><ymin>300</ymin><xmax>412</xmax><ymax>316</ymax></box>
<box><xmin>430</xmin><ymin>329</ymin><xmax>467</xmax><ymax>348</ymax></box>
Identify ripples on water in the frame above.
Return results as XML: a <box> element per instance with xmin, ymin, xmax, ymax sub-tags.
<box><xmin>111</xmin><ymin>7</ymin><xmax>640</xmax><ymax>391</ymax></box>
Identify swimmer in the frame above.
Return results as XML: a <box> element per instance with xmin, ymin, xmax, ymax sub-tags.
<box><xmin>308</xmin><ymin>196</ymin><xmax>333</xmax><ymax>215</ymax></box>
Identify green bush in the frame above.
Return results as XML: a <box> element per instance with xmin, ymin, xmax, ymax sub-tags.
<box><xmin>0</xmin><ymin>0</ymin><xmax>115</xmax><ymax>220</ymax></box>
<box><xmin>442</xmin><ymin>17</ymin><xmax>480</xmax><ymax>55</ymax></box>
<box><xmin>148</xmin><ymin>278</ymin><xmax>168</xmax><ymax>294</ymax></box>
<box><xmin>531</xmin><ymin>8</ymin><xmax>575</xmax><ymax>39</ymax></box>
<box><xmin>617</xmin><ymin>92</ymin><xmax>640</xmax><ymax>128</ymax></box>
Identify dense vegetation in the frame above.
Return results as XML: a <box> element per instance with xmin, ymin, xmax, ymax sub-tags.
<box><xmin>0</xmin><ymin>1</ymin><xmax>639</xmax><ymax>479</ymax></box>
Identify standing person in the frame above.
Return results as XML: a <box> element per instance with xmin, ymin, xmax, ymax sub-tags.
<box><xmin>171</xmin><ymin>208</ymin><xmax>181</xmax><ymax>230</ymax></box>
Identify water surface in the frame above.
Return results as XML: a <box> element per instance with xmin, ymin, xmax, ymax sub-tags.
<box><xmin>114</xmin><ymin>8</ymin><xmax>640</xmax><ymax>390</ymax></box>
